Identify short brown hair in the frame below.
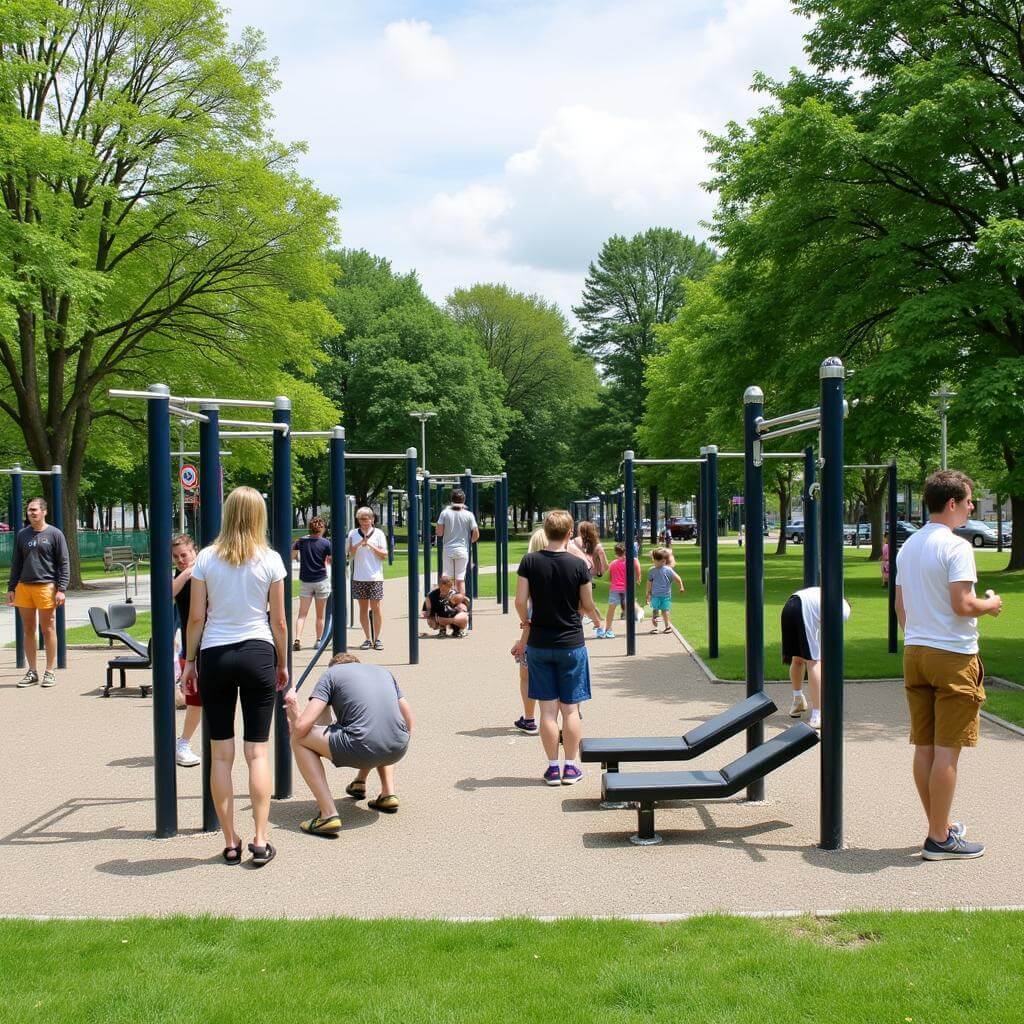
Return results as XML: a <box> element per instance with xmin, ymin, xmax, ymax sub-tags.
<box><xmin>309</xmin><ymin>516</ymin><xmax>326</xmax><ymax>534</ymax></box>
<box><xmin>27</xmin><ymin>497</ymin><xmax>47</xmax><ymax>511</ymax></box>
<box><xmin>923</xmin><ymin>470</ymin><xmax>974</xmax><ymax>513</ymax></box>
<box><xmin>329</xmin><ymin>653</ymin><xmax>361</xmax><ymax>666</ymax></box>
<box><xmin>652</xmin><ymin>547</ymin><xmax>668</xmax><ymax>563</ymax></box>
<box><xmin>171</xmin><ymin>533</ymin><xmax>196</xmax><ymax>550</ymax></box>
<box><xmin>543</xmin><ymin>509</ymin><xmax>573</xmax><ymax>542</ymax></box>
<box><xmin>451</xmin><ymin>488</ymin><xmax>466</xmax><ymax>504</ymax></box>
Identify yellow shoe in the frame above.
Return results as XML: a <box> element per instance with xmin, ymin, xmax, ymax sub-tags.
<box><xmin>300</xmin><ymin>814</ymin><xmax>342</xmax><ymax>837</ymax></box>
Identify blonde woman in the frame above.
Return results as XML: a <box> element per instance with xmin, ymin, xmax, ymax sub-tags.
<box><xmin>513</xmin><ymin>527</ymin><xmax>549</xmax><ymax>733</ymax></box>
<box><xmin>180</xmin><ymin>487</ymin><xmax>288</xmax><ymax>867</ymax></box>
<box><xmin>347</xmin><ymin>506</ymin><xmax>388</xmax><ymax>650</ymax></box>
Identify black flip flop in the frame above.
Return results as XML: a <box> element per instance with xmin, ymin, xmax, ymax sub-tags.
<box><xmin>222</xmin><ymin>841</ymin><xmax>242</xmax><ymax>865</ymax></box>
<box><xmin>248</xmin><ymin>841</ymin><xmax>276</xmax><ymax>867</ymax></box>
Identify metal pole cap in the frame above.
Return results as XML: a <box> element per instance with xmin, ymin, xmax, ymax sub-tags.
<box><xmin>706</xmin><ymin>445</ymin><xmax>718</xmax><ymax>455</ymax></box>
<box><xmin>332</xmin><ymin>426</ymin><xmax>345</xmax><ymax>439</ymax></box>
<box><xmin>50</xmin><ymin>464</ymin><xmax>62</xmax><ymax>476</ymax></box>
<box><xmin>624</xmin><ymin>450</ymin><xmax>635</xmax><ymax>460</ymax></box>
<box><xmin>274</xmin><ymin>396</ymin><xmax>292</xmax><ymax>410</ymax></box>
<box><xmin>820</xmin><ymin>357</ymin><xmax>846</xmax><ymax>379</ymax></box>
<box><xmin>148</xmin><ymin>383</ymin><xmax>171</xmax><ymax>397</ymax></box>
<box><xmin>743</xmin><ymin>386</ymin><xmax>764</xmax><ymax>403</ymax></box>
<box><xmin>699</xmin><ymin>446</ymin><xmax>707</xmax><ymax>455</ymax></box>
<box><xmin>408</xmin><ymin>448</ymin><xmax>418</xmax><ymax>459</ymax></box>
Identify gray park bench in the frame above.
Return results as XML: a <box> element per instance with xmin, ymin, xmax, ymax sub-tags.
<box><xmin>103</xmin><ymin>544</ymin><xmax>144</xmax><ymax>603</ymax></box>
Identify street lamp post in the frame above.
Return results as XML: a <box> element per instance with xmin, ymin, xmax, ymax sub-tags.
<box><xmin>931</xmin><ymin>389</ymin><xmax>957</xmax><ymax>470</ymax></box>
<box><xmin>408</xmin><ymin>411</ymin><xmax>437</xmax><ymax>473</ymax></box>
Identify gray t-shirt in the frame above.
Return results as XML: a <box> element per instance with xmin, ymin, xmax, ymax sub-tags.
<box><xmin>7</xmin><ymin>525</ymin><xmax>71</xmax><ymax>592</ymax></box>
<box><xmin>310</xmin><ymin>664</ymin><xmax>408</xmax><ymax>760</ymax></box>
<box><xmin>438</xmin><ymin>505</ymin><xmax>478</xmax><ymax>554</ymax></box>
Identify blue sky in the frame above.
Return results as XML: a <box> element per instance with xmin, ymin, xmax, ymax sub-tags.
<box><xmin>223</xmin><ymin>1</ymin><xmax>811</xmax><ymax>316</ymax></box>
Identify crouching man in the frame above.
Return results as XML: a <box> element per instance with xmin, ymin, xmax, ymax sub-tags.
<box><xmin>422</xmin><ymin>573</ymin><xmax>469</xmax><ymax>637</ymax></box>
<box><xmin>284</xmin><ymin>653</ymin><xmax>412</xmax><ymax>836</ymax></box>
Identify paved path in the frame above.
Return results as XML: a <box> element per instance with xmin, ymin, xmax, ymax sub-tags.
<box><xmin>1</xmin><ymin>573</ymin><xmax>1021</xmax><ymax>919</ymax></box>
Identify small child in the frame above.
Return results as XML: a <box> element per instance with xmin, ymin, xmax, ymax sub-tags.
<box><xmin>600</xmin><ymin>542</ymin><xmax>640</xmax><ymax>639</ymax></box>
<box><xmin>646</xmin><ymin>547</ymin><xmax>684</xmax><ymax>634</ymax></box>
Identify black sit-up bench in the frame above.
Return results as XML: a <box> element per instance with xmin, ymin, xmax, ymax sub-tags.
<box><xmin>602</xmin><ymin>722</ymin><xmax>820</xmax><ymax>845</ymax></box>
<box><xmin>580</xmin><ymin>692</ymin><xmax>776</xmax><ymax>773</ymax></box>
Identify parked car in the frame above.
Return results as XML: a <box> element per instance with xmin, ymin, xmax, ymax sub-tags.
<box><xmin>0</xmin><ymin>521</ymin><xmax>10</xmax><ymax>532</ymax></box>
<box><xmin>787</xmin><ymin>520</ymin><xmax>805</xmax><ymax>543</ymax></box>
<box><xmin>844</xmin><ymin>523</ymin><xmax>872</xmax><ymax>544</ymax></box>
<box><xmin>953</xmin><ymin>519</ymin><xmax>1001</xmax><ymax>548</ymax></box>
<box><xmin>667</xmin><ymin>516</ymin><xmax>697</xmax><ymax>541</ymax></box>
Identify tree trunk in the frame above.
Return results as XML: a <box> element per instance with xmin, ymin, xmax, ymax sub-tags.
<box><xmin>865</xmin><ymin>490</ymin><xmax>884</xmax><ymax>560</ymax></box>
<box><xmin>142</xmin><ymin>506</ymin><xmax>148</xmax><ymax>528</ymax></box>
<box><xmin>133</xmin><ymin>503</ymin><xmax>140</xmax><ymax>531</ymax></box>
<box><xmin>1008</xmin><ymin>493</ymin><xmax>1024</xmax><ymax>571</ymax></box>
<box><xmin>775</xmin><ymin>482</ymin><xmax>789</xmax><ymax>555</ymax></box>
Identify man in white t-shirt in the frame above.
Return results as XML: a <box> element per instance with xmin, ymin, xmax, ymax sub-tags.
<box><xmin>896</xmin><ymin>469</ymin><xmax>1002</xmax><ymax>862</ymax></box>
<box><xmin>347</xmin><ymin>507</ymin><xmax>389</xmax><ymax>651</ymax></box>
<box><xmin>435</xmin><ymin>488</ymin><xmax>479</xmax><ymax>595</ymax></box>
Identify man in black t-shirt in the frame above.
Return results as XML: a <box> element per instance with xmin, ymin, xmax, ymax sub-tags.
<box><xmin>171</xmin><ymin>534</ymin><xmax>202</xmax><ymax>767</ymax></box>
<box><xmin>512</xmin><ymin>510</ymin><xmax>604</xmax><ymax>787</ymax></box>
<box><xmin>421</xmin><ymin>573</ymin><xmax>469</xmax><ymax>637</ymax></box>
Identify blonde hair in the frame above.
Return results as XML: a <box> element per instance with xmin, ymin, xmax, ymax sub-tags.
<box><xmin>214</xmin><ymin>487</ymin><xmax>269</xmax><ymax>566</ymax></box>
<box><xmin>543</xmin><ymin>510</ymin><xmax>573</xmax><ymax>542</ymax></box>
<box><xmin>355</xmin><ymin>506</ymin><xmax>375</xmax><ymax>523</ymax></box>
<box><xmin>652</xmin><ymin>547</ymin><xmax>668</xmax><ymax>564</ymax></box>
<box><xmin>527</xmin><ymin>527</ymin><xmax>548</xmax><ymax>553</ymax></box>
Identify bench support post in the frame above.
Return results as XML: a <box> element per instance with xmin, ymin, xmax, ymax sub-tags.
<box><xmin>630</xmin><ymin>803</ymin><xmax>662</xmax><ymax>846</ymax></box>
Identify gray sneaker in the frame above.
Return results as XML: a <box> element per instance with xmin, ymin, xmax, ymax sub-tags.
<box><xmin>17</xmin><ymin>669</ymin><xmax>39</xmax><ymax>688</ymax></box>
<box><xmin>922</xmin><ymin>831</ymin><xmax>985</xmax><ymax>861</ymax></box>
<box><xmin>41</xmin><ymin>670</ymin><xmax>56</xmax><ymax>688</ymax></box>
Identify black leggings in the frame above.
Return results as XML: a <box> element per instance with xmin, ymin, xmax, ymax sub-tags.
<box><xmin>198</xmin><ymin>640</ymin><xmax>277</xmax><ymax>742</ymax></box>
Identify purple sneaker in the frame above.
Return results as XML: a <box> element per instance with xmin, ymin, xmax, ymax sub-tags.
<box><xmin>561</xmin><ymin>764</ymin><xmax>584</xmax><ymax>786</ymax></box>
<box><xmin>543</xmin><ymin>765</ymin><xmax>561</xmax><ymax>786</ymax></box>
<box><xmin>514</xmin><ymin>716</ymin><xmax>539</xmax><ymax>735</ymax></box>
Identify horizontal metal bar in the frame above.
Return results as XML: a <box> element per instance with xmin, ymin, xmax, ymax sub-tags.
<box><xmin>172</xmin><ymin>450</ymin><xmax>232</xmax><ymax>457</ymax></box>
<box><xmin>0</xmin><ymin>468</ymin><xmax>56</xmax><ymax>476</ymax></box>
<box><xmin>759</xmin><ymin>420</ymin><xmax>821</xmax><ymax>443</ymax></box>
<box><xmin>466</xmin><ymin>475</ymin><xmax>504</xmax><ymax>483</ymax></box>
<box><xmin>633</xmin><ymin>458</ymin><xmax>705</xmax><ymax>465</ymax></box>
<box><xmin>762</xmin><ymin>452</ymin><xmax>807</xmax><ymax>460</ymax></box>
<box><xmin>756</xmin><ymin>405</ymin><xmax>820</xmax><ymax>432</ymax></box>
<box><xmin>218</xmin><ymin>418</ymin><xmax>287</xmax><ymax>432</ymax></box>
<box><xmin>845</xmin><ymin>463</ymin><xmax>893</xmax><ymax>470</ymax></box>
<box><xmin>715</xmin><ymin>452</ymin><xmax>744</xmax><ymax>459</ymax></box>
<box><xmin>178</xmin><ymin>396</ymin><xmax>278</xmax><ymax>409</ymax></box>
<box><xmin>168</xmin><ymin>406</ymin><xmax>210</xmax><ymax>424</ymax></box>
<box><xmin>217</xmin><ymin>431</ymin><xmax>275</xmax><ymax>439</ymax></box>
<box><xmin>108</xmin><ymin>388</ymin><xmax>177</xmax><ymax>401</ymax></box>
<box><xmin>289</xmin><ymin>431</ymin><xmax>335</xmax><ymax>438</ymax></box>
<box><xmin>345</xmin><ymin>453</ymin><xmax>406</xmax><ymax>460</ymax></box>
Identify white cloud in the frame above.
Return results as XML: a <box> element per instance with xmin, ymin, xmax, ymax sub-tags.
<box><xmin>414</xmin><ymin>184</ymin><xmax>512</xmax><ymax>254</ymax></box>
<box><xmin>383</xmin><ymin>20</ymin><xmax>456</xmax><ymax>80</ymax></box>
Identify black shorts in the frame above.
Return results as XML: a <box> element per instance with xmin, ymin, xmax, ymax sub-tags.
<box><xmin>198</xmin><ymin>639</ymin><xmax>277</xmax><ymax>742</ymax></box>
<box><xmin>780</xmin><ymin>595</ymin><xmax>813</xmax><ymax>665</ymax></box>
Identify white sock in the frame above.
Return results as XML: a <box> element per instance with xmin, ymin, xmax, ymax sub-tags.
<box><xmin>809</xmin><ymin>710</ymin><xmax>821</xmax><ymax>724</ymax></box>
<box><xmin>792</xmin><ymin>690</ymin><xmax>803</xmax><ymax>698</ymax></box>
<box><xmin>564</xmin><ymin>760</ymin><xmax>578</xmax><ymax>769</ymax></box>
<box><xmin>549</xmin><ymin>760</ymin><xmax>559</xmax><ymax>769</ymax></box>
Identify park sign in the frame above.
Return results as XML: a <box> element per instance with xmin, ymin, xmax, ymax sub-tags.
<box><xmin>180</xmin><ymin>464</ymin><xmax>199</xmax><ymax>491</ymax></box>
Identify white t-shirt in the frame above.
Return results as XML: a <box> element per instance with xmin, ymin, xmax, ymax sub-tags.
<box><xmin>191</xmin><ymin>546</ymin><xmax>287</xmax><ymax>650</ymax></box>
<box><xmin>347</xmin><ymin>527</ymin><xmax>387</xmax><ymax>582</ymax></box>
<box><xmin>438</xmin><ymin>505</ymin><xmax>478</xmax><ymax>554</ymax></box>
<box><xmin>794</xmin><ymin>586</ymin><xmax>852</xmax><ymax>662</ymax></box>
<box><xmin>896</xmin><ymin>522</ymin><xmax>978</xmax><ymax>654</ymax></box>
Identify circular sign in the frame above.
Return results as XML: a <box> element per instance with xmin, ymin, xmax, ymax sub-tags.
<box><xmin>180</xmin><ymin>464</ymin><xmax>199</xmax><ymax>490</ymax></box>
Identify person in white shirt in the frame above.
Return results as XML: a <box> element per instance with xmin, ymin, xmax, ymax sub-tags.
<box><xmin>347</xmin><ymin>506</ymin><xmax>388</xmax><ymax>651</ymax></box>
<box><xmin>435</xmin><ymin>488</ymin><xmax>479</xmax><ymax>596</ymax></box>
<box><xmin>896</xmin><ymin>469</ymin><xmax>1002</xmax><ymax>862</ymax></box>
<box><xmin>780</xmin><ymin>586</ymin><xmax>852</xmax><ymax>730</ymax></box>
<box><xmin>179</xmin><ymin>487</ymin><xmax>289</xmax><ymax>867</ymax></box>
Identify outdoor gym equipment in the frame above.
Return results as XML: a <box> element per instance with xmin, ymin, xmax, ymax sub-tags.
<box><xmin>1</xmin><ymin>462</ymin><xmax>67</xmax><ymax>669</ymax></box>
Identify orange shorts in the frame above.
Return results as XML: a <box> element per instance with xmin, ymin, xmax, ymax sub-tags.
<box><xmin>904</xmin><ymin>645</ymin><xmax>986</xmax><ymax>749</ymax></box>
<box><xmin>13</xmin><ymin>582</ymin><xmax>56</xmax><ymax>610</ymax></box>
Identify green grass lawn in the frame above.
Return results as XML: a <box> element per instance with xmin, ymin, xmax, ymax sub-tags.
<box><xmin>2</xmin><ymin>912</ymin><xmax>1021</xmax><ymax>1023</ymax></box>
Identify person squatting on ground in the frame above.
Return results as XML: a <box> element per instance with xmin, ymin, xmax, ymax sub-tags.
<box><xmin>179</xmin><ymin>486</ymin><xmax>289</xmax><ymax>867</ymax></box>
<box><xmin>285</xmin><ymin>653</ymin><xmax>412</xmax><ymax>834</ymax></box>
<box><xmin>780</xmin><ymin>585</ymin><xmax>852</xmax><ymax>731</ymax></box>
<box><xmin>7</xmin><ymin>497</ymin><xmax>70</xmax><ymax>689</ymax></box>
<box><xmin>895</xmin><ymin>469</ymin><xmax>1002</xmax><ymax>862</ymax></box>
<box><xmin>422</xmin><ymin>573</ymin><xmax>469</xmax><ymax>638</ymax></box>
<box><xmin>171</xmin><ymin>534</ymin><xmax>202</xmax><ymax>767</ymax></box>
<box><xmin>292</xmin><ymin>516</ymin><xmax>332</xmax><ymax>650</ymax></box>
<box><xmin>646</xmin><ymin>547</ymin><xmax>684</xmax><ymax>634</ymax></box>
<box><xmin>513</xmin><ymin>510</ymin><xmax>603</xmax><ymax>786</ymax></box>
<box><xmin>513</xmin><ymin>527</ymin><xmax>548</xmax><ymax>734</ymax></box>
<box><xmin>435</xmin><ymin>489</ymin><xmax>479</xmax><ymax>597</ymax></box>
<box><xmin>599</xmin><ymin>542</ymin><xmax>640</xmax><ymax>639</ymax></box>
<box><xmin>348</xmin><ymin>507</ymin><xmax>388</xmax><ymax>651</ymax></box>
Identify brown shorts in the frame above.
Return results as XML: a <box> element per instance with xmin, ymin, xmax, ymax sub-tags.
<box><xmin>904</xmin><ymin>645</ymin><xmax>986</xmax><ymax>748</ymax></box>
<box><xmin>13</xmin><ymin>582</ymin><xmax>56</xmax><ymax>610</ymax></box>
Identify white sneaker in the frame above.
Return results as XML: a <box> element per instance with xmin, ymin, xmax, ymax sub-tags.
<box><xmin>808</xmin><ymin>712</ymin><xmax>821</xmax><ymax>731</ymax></box>
<box><xmin>789</xmin><ymin>693</ymin><xmax>808</xmax><ymax>717</ymax></box>
<box><xmin>176</xmin><ymin>738</ymin><xmax>200</xmax><ymax>767</ymax></box>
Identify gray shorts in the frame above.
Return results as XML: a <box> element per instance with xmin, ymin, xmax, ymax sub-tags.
<box><xmin>327</xmin><ymin>726</ymin><xmax>408</xmax><ymax>769</ymax></box>
<box><xmin>300</xmin><ymin>578</ymin><xmax>331</xmax><ymax>598</ymax></box>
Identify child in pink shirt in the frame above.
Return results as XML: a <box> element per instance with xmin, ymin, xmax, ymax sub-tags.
<box><xmin>600</xmin><ymin>543</ymin><xmax>641</xmax><ymax>638</ymax></box>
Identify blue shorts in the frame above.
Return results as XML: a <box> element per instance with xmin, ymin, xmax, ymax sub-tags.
<box><xmin>526</xmin><ymin>645</ymin><xmax>592</xmax><ymax>705</ymax></box>
<box><xmin>651</xmin><ymin>595</ymin><xmax>672</xmax><ymax>612</ymax></box>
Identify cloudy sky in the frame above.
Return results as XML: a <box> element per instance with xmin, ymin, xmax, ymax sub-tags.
<box><xmin>223</xmin><ymin>1</ymin><xmax>811</xmax><ymax>317</ymax></box>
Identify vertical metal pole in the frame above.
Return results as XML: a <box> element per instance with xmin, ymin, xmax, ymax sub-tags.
<box><xmin>423</xmin><ymin>472</ymin><xmax>432</xmax><ymax>597</ymax></box>
<box><xmin>940</xmin><ymin>402</ymin><xmax>948</xmax><ymax>470</ymax></box>
<box><xmin>11</xmin><ymin>466</ymin><xmax>24</xmax><ymax>667</ymax></box>
<box><xmin>743</xmin><ymin>387</ymin><xmax>765</xmax><ymax>802</ymax></box>
<box><xmin>470</xmin><ymin>475</ymin><xmax>480</xmax><ymax>603</ymax></box>
<box><xmin>49</xmin><ymin>466</ymin><xmax>66</xmax><ymax>669</ymax></box>
<box><xmin>495</xmin><ymin>480</ymin><xmax>502</xmax><ymax>605</ymax></box>
<box><xmin>598</xmin><ymin>493</ymin><xmax>606</xmax><ymax>539</ymax></box>
<box><xmin>386</xmin><ymin>486</ymin><xmax>395</xmax><ymax>565</ymax></box>
<box><xmin>698</xmin><ymin>451</ymin><xmax>707</xmax><ymax>586</ymax></box>
<box><xmin>706</xmin><ymin>447</ymin><xmax>719</xmax><ymax>660</ymax></box>
<box><xmin>803</xmin><ymin>446</ymin><xmax>819</xmax><ymax>588</ymax></box>
<box><xmin>624</xmin><ymin>450</ymin><xmax>637</xmax><ymax>657</ymax></box>
<box><xmin>887</xmin><ymin>461</ymin><xmax>898</xmax><ymax>655</ymax></box>
<box><xmin>819</xmin><ymin>358</ymin><xmax>846</xmax><ymax>851</ymax></box>
<box><xmin>616</xmin><ymin>489</ymin><xmax>623</xmax><ymax>542</ymax></box>
<box><xmin>650</xmin><ymin>486</ymin><xmax>658</xmax><ymax>546</ymax></box>
<box><xmin>921</xmin><ymin>495</ymin><xmax>929</xmax><ymax>525</ymax></box>
<box><xmin>460</xmin><ymin>470</ymin><xmax>473</xmax><ymax>630</ymax></box>
<box><xmin>272</xmin><ymin>397</ymin><xmax>292</xmax><ymax>800</ymax></box>
<box><xmin>178</xmin><ymin>421</ymin><xmax>186</xmax><ymax>535</ymax></box>
<box><xmin>330</xmin><ymin>427</ymin><xmax>346</xmax><ymax>655</ymax></box>
<box><xmin>500</xmin><ymin>472</ymin><xmax>509</xmax><ymax>613</ymax></box>
<box><xmin>996</xmin><ymin>494</ymin><xmax>1004</xmax><ymax>553</ymax></box>
<box><xmin>406</xmin><ymin>449</ymin><xmax>420</xmax><ymax>665</ymax></box>
<box><xmin>197</xmin><ymin>405</ymin><xmax>221</xmax><ymax>833</ymax></box>
<box><xmin>147</xmin><ymin>385</ymin><xmax>177</xmax><ymax>838</ymax></box>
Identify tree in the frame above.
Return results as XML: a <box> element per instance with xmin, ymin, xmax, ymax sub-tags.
<box><xmin>446</xmin><ymin>283</ymin><xmax>598</xmax><ymax>518</ymax></box>
<box><xmin>318</xmin><ymin>252</ymin><xmax>509</xmax><ymax>502</ymax></box>
<box><xmin>0</xmin><ymin>0</ymin><xmax>338</xmax><ymax>582</ymax></box>
<box><xmin>574</xmin><ymin>228</ymin><xmax>717</xmax><ymax>432</ymax></box>
<box><xmin>704</xmin><ymin>1</ymin><xmax>1024</xmax><ymax>569</ymax></box>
